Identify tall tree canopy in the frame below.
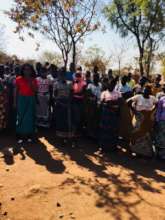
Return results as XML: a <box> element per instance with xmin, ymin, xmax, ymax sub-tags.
<box><xmin>8</xmin><ymin>0</ymin><xmax>98</xmax><ymax>69</ymax></box>
<box><xmin>104</xmin><ymin>0</ymin><xmax>165</xmax><ymax>76</ymax></box>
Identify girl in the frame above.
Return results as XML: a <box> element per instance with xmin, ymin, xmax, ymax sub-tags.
<box><xmin>15</xmin><ymin>64</ymin><xmax>38</xmax><ymax>144</ymax></box>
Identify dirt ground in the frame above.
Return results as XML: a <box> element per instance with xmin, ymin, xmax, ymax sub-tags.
<box><xmin>0</xmin><ymin>130</ymin><xmax>165</xmax><ymax>220</ymax></box>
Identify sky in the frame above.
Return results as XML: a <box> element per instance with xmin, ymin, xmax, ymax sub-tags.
<box><xmin>0</xmin><ymin>0</ymin><xmax>137</xmax><ymax>68</ymax></box>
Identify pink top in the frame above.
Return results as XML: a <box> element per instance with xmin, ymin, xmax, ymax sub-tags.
<box><xmin>101</xmin><ymin>90</ymin><xmax>122</xmax><ymax>102</ymax></box>
<box><xmin>73</xmin><ymin>77</ymin><xmax>86</xmax><ymax>99</ymax></box>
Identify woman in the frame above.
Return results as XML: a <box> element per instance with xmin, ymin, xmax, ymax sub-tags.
<box><xmin>85</xmin><ymin>73</ymin><xmax>101</xmax><ymax>138</ymax></box>
<box><xmin>72</xmin><ymin>67</ymin><xmax>86</xmax><ymax>136</ymax></box>
<box><xmin>99</xmin><ymin>79</ymin><xmax>122</xmax><ymax>152</ymax></box>
<box><xmin>0</xmin><ymin>65</ymin><xmax>7</xmax><ymax>131</ymax></box>
<box><xmin>54</xmin><ymin>67</ymin><xmax>73</xmax><ymax>139</ymax></box>
<box><xmin>128</xmin><ymin>85</ymin><xmax>157</xmax><ymax>157</ymax></box>
<box><xmin>15</xmin><ymin>64</ymin><xmax>38</xmax><ymax>144</ymax></box>
<box><xmin>155</xmin><ymin>96</ymin><xmax>165</xmax><ymax>160</ymax></box>
<box><xmin>36</xmin><ymin>67</ymin><xmax>52</xmax><ymax>128</ymax></box>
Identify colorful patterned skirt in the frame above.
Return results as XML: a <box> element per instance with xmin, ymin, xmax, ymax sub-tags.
<box><xmin>154</xmin><ymin>121</ymin><xmax>165</xmax><ymax>159</ymax></box>
<box><xmin>0</xmin><ymin>92</ymin><xmax>7</xmax><ymax>130</ymax></box>
<box><xmin>16</xmin><ymin>95</ymin><xmax>36</xmax><ymax>136</ymax></box>
<box><xmin>36</xmin><ymin>93</ymin><xmax>50</xmax><ymax>128</ymax></box>
<box><xmin>55</xmin><ymin>98</ymin><xmax>73</xmax><ymax>138</ymax></box>
<box><xmin>130</xmin><ymin>111</ymin><xmax>154</xmax><ymax>157</ymax></box>
<box><xmin>99</xmin><ymin>102</ymin><xmax>120</xmax><ymax>151</ymax></box>
<box><xmin>119</xmin><ymin>100</ymin><xmax>133</xmax><ymax>142</ymax></box>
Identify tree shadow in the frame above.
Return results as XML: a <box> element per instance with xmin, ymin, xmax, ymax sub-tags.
<box><xmin>97</xmin><ymin>150</ymin><xmax>165</xmax><ymax>188</ymax></box>
<box><xmin>21</xmin><ymin>139</ymin><xmax>66</xmax><ymax>174</ymax></box>
<box><xmin>45</xmin><ymin>133</ymin><xmax>109</xmax><ymax>178</ymax></box>
<box><xmin>0</xmin><ymin>132</ymin><xmax>65</xmax><ymax>174</ymax></box>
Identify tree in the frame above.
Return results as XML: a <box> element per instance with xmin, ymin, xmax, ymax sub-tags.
<box><xmin>110</xmin><ymin>42</ymin><xmax>128</xmax><ymax>75</ymax></box>
<box><xmin>40</xmin><ymin>51</ymin><xmax>63</xmax><ymax>66</ymax></box>
<box><xmin>8</xmin><ymin>0</ymin><xmax>98</xmax><ymax>69</ymax></box>
<box><xmin>104</xmin><ymin>0</ymin><xmax>165</xmax><ymax>76</ymax></box>
<box><xmin>81</xmin><ymin>45</ymin><xmax>110</xmax><ymax>74</ymax></box>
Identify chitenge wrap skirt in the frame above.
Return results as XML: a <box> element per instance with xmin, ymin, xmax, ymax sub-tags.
<box><xmin>16</xmin><ymin>95</ymin><xmax>36</xmax><ymax>136</ymax></box>
<box><xmin>99</xmin><ymin>100</ymin><xmax>120</xmax><ymax>152</ymax></box>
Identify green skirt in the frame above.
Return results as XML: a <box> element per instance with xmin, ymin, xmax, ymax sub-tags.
<box><xmin>16</xmin><ymin>95</ymin><xmax>36</xmax><ymax>136</ymax></box>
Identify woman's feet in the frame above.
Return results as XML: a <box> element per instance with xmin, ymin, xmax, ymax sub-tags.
<box><xmin>17</xmin><ymin>138</ymin><xmax>34</xmax><ymax>145</ymax></box>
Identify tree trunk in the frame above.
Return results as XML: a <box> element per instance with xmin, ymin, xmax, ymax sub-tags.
<box><xmin>72</xmin><ymin>41</ymin><xmax>76</xmax><ymax>72</ymax></box>
<box><xmin>146</xmin><ymin>52</ymin><xmax>152</xmax><ymax>77</ymax></box>
<box><xmin>146</xmin><ymin>38</ymin><xmax>154</xmax><ymax>77</ymax></box>
<box><xmin>139</xmin><ymin>49</ymin><xmax>144</xmax><ymax>76</ymax></box>
<box><xmin>118</xmin><ymin>60</ymin><xmax>121</xmax><ymax>76</ymax></box>
<box><xmin>61</xmin><ymin>50</ymin><xmax>68</xmax><ymax>70</ymax></box>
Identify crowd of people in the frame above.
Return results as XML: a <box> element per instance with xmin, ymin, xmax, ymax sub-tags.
<box><xmin>0</xmin><ymin>61</ymin><xmax>165</xmax><ymax>160</ymax></box>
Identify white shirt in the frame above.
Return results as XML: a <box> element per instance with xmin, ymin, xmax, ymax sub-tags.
<box><xmin>87</xmin><ymin>83</ymin><xmax>102</xmax><ymax>100</ymax></box>
<box><xmin>130</xmin><ymin>94</ymin><xmax>157</xmax><ymax>111</ymax></box>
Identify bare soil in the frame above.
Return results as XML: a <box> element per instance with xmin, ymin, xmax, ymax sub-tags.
<box><xmin>0</xmin><ymin>130</ymin><xmax>165</xmax><ymax>220</ymax></box>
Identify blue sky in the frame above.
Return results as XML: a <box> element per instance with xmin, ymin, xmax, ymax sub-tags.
<box><xmin>0</xmin><ymin>0</ymin><xmax>137</xmax><ymax>67</ymax></box>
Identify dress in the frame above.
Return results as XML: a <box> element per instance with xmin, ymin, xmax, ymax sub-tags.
<box><xmin>99</xmin><ymin>90</ymin><xmax>122</xmax><ymax>152</ymax></box>
<box><xmin>36</xmin><ymin>77</ymin><xmax>52</xmax><ymax>128</ymax></box>
<box><xmin>16</xmin><ymin>76</ymin><xmax>37</xmax><ymax>137</ymax></box>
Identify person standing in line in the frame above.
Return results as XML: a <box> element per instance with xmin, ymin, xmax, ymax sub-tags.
<box><xmin>118</xmin><ymin>75</ymin><xmax>133</xmax><ymax>99</ymax></box>
<box><xmin>128</xmin><ymin>85</ymin><xmax>157</xmax><ymax>157</ymax></box>
<box><xmin>36</xmin><ymin>67</ymin><xmax>52</xmax><ymax>128</ymax></box>
<box><xmin>54</xmin><ymin>67</ymin><xmax>73</xmax><ymax>141</ymax></box>
<box><xmin>99</xmin><ymin>79</ymin><xmax>122</xmax><ymax>153</ymax></box>
<box><xmin>155</xmin><ymin>95</ymin><xmax>165</xmax><ymax>160</ymax></box>
<box><xmin>0</xmin><ymin>65</ymin><xmax>7</xmax><ymax>131</ymax></box>
<box><xmin>127</xmin><ymin>72</ymin><xmax>135</xmax><ymax>90</ymax></box>
<box><xmin>72</xmin><ymin>66</ymin><xmax>86</xmax><ymax>137</ymax></box>
<box><xmin>85</xmin><ymin>73</ymin><xmax>102</xmax><ymax>138</ymax></box>
<box><xmin>15</xmin><ymin>64</ymin><xmax>38</xmax><ymax>144</ymax></box>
